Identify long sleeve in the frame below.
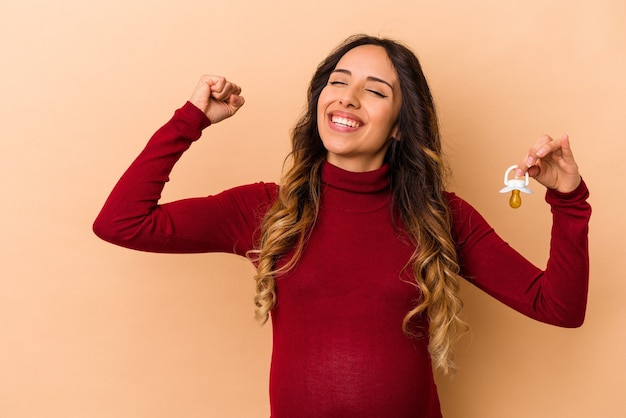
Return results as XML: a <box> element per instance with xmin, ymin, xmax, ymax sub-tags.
<box><xmin>449</xmin><ymin>181</ymin><xmax>591</xmax><ymax>327</ymax></box>
<box><xmin>93</xmin><ymin>102</ymin><xmax>277</xmax><ymax>255</ymax></box>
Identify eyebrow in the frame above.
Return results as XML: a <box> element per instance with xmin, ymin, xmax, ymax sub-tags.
<box><xmin>332</xmin><ymin>68</ymin><xmax>394</xmax><ymax>90</ymax></box>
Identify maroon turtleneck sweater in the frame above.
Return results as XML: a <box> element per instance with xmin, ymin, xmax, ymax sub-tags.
<box><xmin>93</xmin><ymin>102</ymin><xmax>591</xmax><ymax>418</ymax></box>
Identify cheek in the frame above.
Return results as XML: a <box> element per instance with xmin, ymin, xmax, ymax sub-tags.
<box><xmin>316</xmin><ymin>93</ymin><xmax>330</xmax><ymax>123</ymax></box>
<box><xmin>317</xmin><ymin>88</ymin><xmax>330</xmax><ymax>110</ymax></box>
<box><xmin>385</xmin><ymin>102</ymin><xmax>402</xmax><ymax>130</ymax></box>
<box><xmin>372</xmin><ymin>106</ymin><xmax>398</xmax><ymax>130</ymax></box>
<box><xmin>315</xmin><ymin>100</ymin><xmax>326</xmax><ymax>137</ymax></box>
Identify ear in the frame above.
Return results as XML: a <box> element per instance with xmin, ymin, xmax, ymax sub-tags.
<box><xmin>391</xmin><ymin>124</ymin><xmax>400</xmax><ymax>141</ymax></box>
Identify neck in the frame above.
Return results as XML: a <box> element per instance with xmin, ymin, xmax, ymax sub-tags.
<box><xmin>320</xmin><ymin>161</ymin><xmax>392</xmax><ymax>212</ymax></box>
<box><xmin>325</xmin><ymin>155</ymin><xmax>386</xmax><ymax>173</ymax></box>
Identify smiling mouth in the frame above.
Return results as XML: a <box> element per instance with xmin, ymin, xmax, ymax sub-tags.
<box><xmin>331</xmin><ymin>115</ymin><xmax>361</xmax><ymax>128</ymax></box>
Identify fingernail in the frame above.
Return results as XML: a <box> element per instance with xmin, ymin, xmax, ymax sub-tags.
<box><xmin>527</xmin><ymin>156</ymin><xmax>535</xmax><ymax>167</ymax></box>
<box><xmin>536</xmin><ymin>148</ymin><xmax>546</xmax><ymax>157</ymax></box>
<box><xmin>515</xmin><ymin>168</ymin><xmax>524</xmax><ymax>177</ymax></box>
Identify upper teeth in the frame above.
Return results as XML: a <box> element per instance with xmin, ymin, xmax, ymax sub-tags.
<box><xmin>331</xmin><ymin>116</ymin><xmax>360</xmax><ymax>128</ymax></box>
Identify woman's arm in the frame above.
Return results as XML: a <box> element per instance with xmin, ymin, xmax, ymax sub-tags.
<box><xmin>93</xmin><ymin>76</ymin><xmax>276</xmax><ymax>254</ymax></box>
<box><xmin>450</xmin><ymin>180</ymin><xmax>591</xmax><ymax>327</ymax></box>
<box><xmin>451</xmin><ymin>137</ymin><xmax>591</xmax><ymax>327</ymax></box>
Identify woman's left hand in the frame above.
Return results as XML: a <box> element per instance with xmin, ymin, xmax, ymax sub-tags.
<box><xmin>515</xmin><ymin>134</ymin><xmax>582</xmax><ymax>194</ymax></box>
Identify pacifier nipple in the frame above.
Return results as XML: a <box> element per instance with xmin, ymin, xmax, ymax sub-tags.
<box><xmin>509</xmin><ymin>189</ymin><xmax>522</xmax><ymax>208</ymax></box>
<box><xmin>499</xmin><ymin>165</ymin><xmax>533</xmax><ymax>208</ymax></box>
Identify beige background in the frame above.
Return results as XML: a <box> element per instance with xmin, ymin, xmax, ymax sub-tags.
<box><xmin>1</xmin><ymin>0</ymin><xmax>624</xmax><ymax>417</ymax></box>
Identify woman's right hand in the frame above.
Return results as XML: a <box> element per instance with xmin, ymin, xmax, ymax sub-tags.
<box><xmin>189</xmin><ymin>75</ymin><xmax>245</xmax><ymax>124</ymax></box>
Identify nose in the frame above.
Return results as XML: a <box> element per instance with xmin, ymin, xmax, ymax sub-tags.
<box><xmin>339</xmin><ymin>86</ymin><xmax>360</xmax><ymax>108</ymax></box>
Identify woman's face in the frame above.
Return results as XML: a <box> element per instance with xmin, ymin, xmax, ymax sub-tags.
<box><xmin>317</xmin><ymin>44</ymin><xmax>402</xmax><ymax>172</ymax></box>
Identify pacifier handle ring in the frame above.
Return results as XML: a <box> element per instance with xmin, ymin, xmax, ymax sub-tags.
<box><xmin>504</xmin><ymin>165</ymin><xmax>529</xmax><ymax>186</ymax></box>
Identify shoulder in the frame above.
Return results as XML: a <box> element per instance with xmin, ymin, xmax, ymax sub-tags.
<box><xmin>218</xmin><ymin>181</ymin><xmax>279</xmax><ymax>204</ymax></box>
<box><xmin>444</xmin><ymin>191</ymin><xmax>478</xmax><ymax>217</ymax></box>
<box><xmin>215</xmin><ymin>181</ymin><xmax>279</xmax><ymax>217</ymax></box>
<box><xmin>443</xmin><ymin>191</ymin><xmax>493</xmax><ymax>246</ymax></box>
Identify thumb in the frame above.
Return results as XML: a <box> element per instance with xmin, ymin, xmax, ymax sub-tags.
<box><xmin>206</xmin><ymin>93</ymin><xmax>245</xmax><ymax>124</ymax></box>
<box><xmin>230</xmin><ymin>94</ymin><xmax>245</xmax><ymax>109</ymax></box>
<box><xmin>559</xmin><ymin>134</ymin><xmax>576</xmax><ymax>162</ymax></box>
<box><xmin>224</xmin><ymin>94</ymin><xmax>245</xmax><ymax>117</ymax></box>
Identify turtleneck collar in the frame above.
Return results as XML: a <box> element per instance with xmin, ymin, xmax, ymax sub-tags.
<box><xmin>320</xmin><ymin>160</ymin><xmax>392</xmax><ymax>212</ymax></box>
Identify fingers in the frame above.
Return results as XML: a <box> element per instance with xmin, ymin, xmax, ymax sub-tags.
<box><xmin>189</xmin><ymin>75</ymin><xmax>245</xmax><ymax>123</ymax></box>
<box><xmin>207</xmin><ymin>75</ymin><xmax>242</xmax><ymax>102</ymax></box>
<box><xmin>190</xmin><ymin>75</ymin><xmax>241</xmax><ymax>102</ymax></box>
<box><xmin>514</xmin><ymin>134</ymin><xmax>581</xmax><ymax>193</ymax></box>
<box><xmin>514</xmin><ymin>134</ymin><xmax>563</xmax><ymax>178</ymax></box>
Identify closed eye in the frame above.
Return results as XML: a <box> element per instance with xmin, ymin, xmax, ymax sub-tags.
<box><xmin>366</xmin><ymin>89</ymin><xmax>388</xmax><ymax>98</ymax></box>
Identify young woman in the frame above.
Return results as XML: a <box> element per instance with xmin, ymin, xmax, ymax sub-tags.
<box><xmin>93</xmin><ymin>34</ymin><xmax>591</xmax><ymax>417</ymax></box>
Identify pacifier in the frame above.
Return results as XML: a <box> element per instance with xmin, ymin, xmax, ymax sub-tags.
<box><xmin>499</xmin><ymin>165</ymin><xmax>533</xmax><ymax>208</ymax></box>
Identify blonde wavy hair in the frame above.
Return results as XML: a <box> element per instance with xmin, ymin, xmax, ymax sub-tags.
<box><xmin>249</xmin><ymin>35</ymin><xmax>468</xmax><ymax>375</ymax></box>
